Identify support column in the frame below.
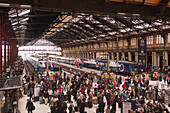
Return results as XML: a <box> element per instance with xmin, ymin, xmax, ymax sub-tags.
<box><xmin>112</xmin><ymin>53</ymin><xmax>114</xmax><ymax>60</ymax></box>
<box><xmin>4</xmin><ymin>25</ymin><xmax>7</xmax><ymax>71</ymax></box>
<box><xmin>8</xmin><ymin>40</ymin><xmax>10</xmax><ymax>66</ymax></box>
<box><xmin>10</xmin><ymin>42</ymin><xmax>12</xmax><ymax>64</ymax></box>
<box><xmin>152</xmin><ymin>52</ymin><xmax>157</xmax><ymax>66</ymax></box>
<box><xmin>135</xmin><ymin>52</ymin><xmax>138</xmax><ymax>62</ymax></box>
<box><xmin>128</xmin><ymin>52</ymin><xmax>132</xmax><ymax>61</ymax></box>
<box><xmin>122</xmin><ymin>52</ymin><xmax>125</xmax><ymax>61</ymax></box>
<box><xmin>0</xmin><ymin>28</ymin><xmax>1</xmax><ymax>74</ymax></box>
<box><xmin>163</xmin><ymin>51</ymin><xmax>168</xmax><ymax>66</ymax></box>
<box><xmin>0</xmin><ymin>14</ymin><xmax>3</xmax><ymax>74</ymax></box>
<box><xmin>116</xmin><ymin>52</ymin><xmax>119</xmax><ymax>61</ymax></box>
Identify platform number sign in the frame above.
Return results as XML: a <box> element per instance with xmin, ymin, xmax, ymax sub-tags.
<box><xmin>138</xmin><ymin>38</ymin><xmax>146</xmax><ymax>72</ymax></box>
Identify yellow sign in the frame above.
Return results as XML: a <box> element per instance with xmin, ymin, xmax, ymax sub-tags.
<box><xmin>106</xmin><ymin>75</ymin><xmax>109</xmax><ymax>79</ymax></box>
<box><xmin>110</xmin><ymin>75</ymin><xmax>114</xmax><ymax>79</ymax></box>
<box><xmin>49</xmin><ymin>76</ymin><xmax>53</xmax><ymax>80</ymax></box>
<box><xmin>141</xmin><ymin>39</ymin><xmax>144</xmax><ymax>44</ymax></box>
<box><xmin>108</xmin><ymin>69</ymin><xmax>111</xmax><ymax>71</ymax></box>
<box><xmin>45</xmin><ymin>70</ymin><xmax>50</xmax><ymax>72</ymax></box>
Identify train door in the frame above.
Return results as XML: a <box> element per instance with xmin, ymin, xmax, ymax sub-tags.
<box><xmin>159</xmin><ymin>55</ymin><xmax>163</xmax><ymax>69</ymax></box>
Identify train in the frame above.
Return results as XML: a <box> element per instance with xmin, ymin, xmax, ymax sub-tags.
<box><xmin>49</xmin><ymin>55</ymin><xmax>136</xmax><ymax>74</ymax></box>
<box><xmin>49</xmin><ymin>55</ymin><xmax>83</xmax><ymax>68</ymax></box>
<box><xmin>81</xmin><ymin>58</ymin><xmax>136</xmax><ymax>74</ymax></box>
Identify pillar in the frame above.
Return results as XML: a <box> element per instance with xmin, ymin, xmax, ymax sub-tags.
<box><xmin>112</xmin><ymin>53</ymin><xmax>114</xmax><ymax>60</ymax></box>
<box><xmin>8</xmin><ymin>40</ymin><xmax>10</xmax><ymax>66</ymax></box>
<box><xmin>0</xmin><ymin>28</ymin><xmax>2</xmax><ymax>74</ymax></box>
<box><xmin>116</xmin><ymin>52</ymin><xmax>119</xmax><ymax>61</ymax></box>
<box><xmin>10</xmin><ymin>42</ymin><xmax>12</xmax><ymax>64</ymax></box>
<box><xmin>0</xmin><ymin>14</ymin><xmax>3</xmax><ymax>74</ymax></box>
<box><xmin>122</xmin><ymin>52</ymin><xmax>125</xmax><ymax>61</ymax></box>
<box><xmin>152</xmin><ymin>52</ymin><xmax>157</xmax><ymax>66</ymax></box>
<box><xmin>128</xmin><ymin>52</ymin><xmax>132</xmax><ymax>61</ymax></box>
<box><xmin>135</xmin><ymin>52</ymin><xmax>138</xmax><ymax>62</ymax></box>
<box><xmin>163</xmin><ymin>51</ymin><xmax>168</xmax><ymax>66</ymax></box>
<box><xmin>4</xmin><ymin>25</ymin><xmax>7</xmax><ymax>71</ymax></box>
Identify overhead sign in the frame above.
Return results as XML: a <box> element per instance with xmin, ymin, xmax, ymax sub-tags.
<box><xmin>49</xmin><ymin>76</ymin><xmax>53</xmax><ymax>80</ymax></box>
<box><xmin>138</xmin><ymin>38</ymin><xmax>146</xmax><ymax>72</ymax></box>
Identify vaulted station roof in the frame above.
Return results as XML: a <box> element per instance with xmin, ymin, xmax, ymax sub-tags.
<box><xmin>0</xmin><ymin>0</ymin><xmax>170</xmax><ymax>47</ymax></box>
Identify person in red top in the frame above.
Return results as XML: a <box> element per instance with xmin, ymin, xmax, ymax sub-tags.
<box><xmin>142</xmin><ymin>77</ymin><xmax>145</xmax><ymax>83</ymax></box>
<box><xmin>82</xmin><ymin>85</ymin><xmax>86</xmax><ymax>94</ymax></box>
<box><xmin>122</xmin><ymin>82</ymin><xmax>126</xmax><ymax>89</ymax></box>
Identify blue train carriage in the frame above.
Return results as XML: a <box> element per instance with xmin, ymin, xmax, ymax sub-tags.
<box><xmin>74</xmin><ymin>58</ymin><xmax>84</xmax><ymax>68</ymax></box>
<box><xmin>118</xmin><ymin>61</ymin><xmax>135</xmax><ymax>75</ymax></box>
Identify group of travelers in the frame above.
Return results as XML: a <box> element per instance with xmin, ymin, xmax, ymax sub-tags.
<box><xmin>22</xmin><ymin>69</ymin><xmax>170</xmax><ymax>113</ymax></box>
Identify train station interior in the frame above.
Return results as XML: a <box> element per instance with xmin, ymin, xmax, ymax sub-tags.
<box><xmin>0</xmin><ymin>0</ymin><xmax>170</xmax><ymax>113</ymax></box>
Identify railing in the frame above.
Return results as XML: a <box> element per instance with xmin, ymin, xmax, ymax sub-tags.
<box><xmin>0</xmin><ymin>76</ymin><xmax>22</xmax><ymax>88</ymax></box>
<box><xmin>0</xmin><ymin>78</ymin><xmax>7</xmax><ymax>88</ymax></box>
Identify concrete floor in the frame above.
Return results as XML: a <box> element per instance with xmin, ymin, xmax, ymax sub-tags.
<box><xmin>18</xmin><ymin>76</ymin><xmax>170</xmax><ymax>113</ymax></box>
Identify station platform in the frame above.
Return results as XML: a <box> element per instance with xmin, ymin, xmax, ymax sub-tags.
<box><xmin>18</xmin><ymin>70</ymin><xmax>170</xmax><ymax>113</ymax></box>
<box><xmin>51</xmin><ymin>61</ymin><xmax>102</xmax><ymax>75</ymax></box>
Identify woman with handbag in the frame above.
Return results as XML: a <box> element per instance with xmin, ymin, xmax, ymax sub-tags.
<box><xmin>26</xmin><ymin>99</ymin><xmax>35</xmax><ymax>113</ymax></box>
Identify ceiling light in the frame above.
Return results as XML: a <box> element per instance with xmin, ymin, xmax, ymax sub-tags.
<box><xmin>0</xmin><ymin>3</ymin><xmax>10</xmax><ymax>7</ymax></box>
<box><xmin>117</xmin><ymin>12</ymin><xmax>126</xmax><ymax>15</ymax></box>
<box><xmin>20</xmin><ymin>5</ymin><xmax>31</xmax><ymax>8</ymax></box>
<box><xmin>132</xmin><ymin>14</ymin><xmax>140</xmax><ymax>17</ymax></box>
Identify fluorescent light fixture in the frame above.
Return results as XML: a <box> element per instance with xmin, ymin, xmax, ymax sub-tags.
<box><xmin>20</xmin><ymin>5</ymin><xmax>31</xmax><ymax>8</ymax></box>
<box><xmin>117</xmin><ymin>12</ymin><xmax>126</xmax><ymax>15</ymax></box>
<box><xmin>0</xmin><ymin>3</ymin><xmax>10</xmax><ymax>7</ymax></box>
<box><xmin>132</xmin><ymin>14</ymin><xmax>140</xmax><ymax>16</ymax></box>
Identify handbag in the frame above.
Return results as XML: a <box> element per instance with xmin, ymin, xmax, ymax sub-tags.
<box><xmin>32</xmin><ymin>103</ymin><xmax>35</xmax><ymax>110</ymax></box>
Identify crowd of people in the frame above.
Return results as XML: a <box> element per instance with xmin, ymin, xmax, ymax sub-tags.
<box><xmin>22</xmin><ymin>70</ymin><xmax>170</xmax><ymax>113</ymax></box>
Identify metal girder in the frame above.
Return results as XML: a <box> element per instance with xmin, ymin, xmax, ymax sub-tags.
<box><xmin>75</xmin><ymin>22</ymin><xmax>99</xmax><ymax>36</ymax></box>
<box><xmin>81</xmin><ymin>18</ymin><xmax>109</xmax><ymax>35</ymax></box>
<box><xmin>70</xmin><ymin>25</ymin><xmax>92</xmax><ymax>37</ymax></box>
<box><xmin>12</xmin><ymin>21</ymin><xmax>70</xmax><ymax>26</ymax></box>
<box><xmin>92</xmin><ymin>16</ymin><xmax>123</xmax><ymax>36</ymax></box>
<box><xmin>1</xmin><ymin>0</ymin><xmax>170</xmax><ymax>19</ymax></box>
<box><xmin>65</xmin><ymin>27</ymin><xmax>87</xmax><ymax>39</ymax></box>
<box><xmin>156</xmin><ymin>0</ymin><xmax>170</xmax><ymax>17</ymax></box>
<box><xmin>8</xmin><ymin>14</ymin><xmax>61</xmax><ymax>19</ymax></box>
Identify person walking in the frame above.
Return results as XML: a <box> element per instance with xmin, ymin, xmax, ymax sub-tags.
<box><xmin>44</xmin><ymin>90</ymin><xmax>49</xmax><ymax>105</ymax></box>
<box><xmin>164</xmin><ymin>75</ymin><xmax>167</xmax><ymax>83</ymax></box>
<box><xmin>26</xmin><ymin>99</ymin><xmax>35</xmax><ymax>113</ymax></box>
<box><xmin>80</xmin><ymin>101</ymin><xmax>85</xmax><ymax>113</ymax></box>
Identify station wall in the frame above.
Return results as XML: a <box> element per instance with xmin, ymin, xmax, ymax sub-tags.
<box><xmin>62</xmin><ymin>32</ymin><xmax>170</xmax><ymax>67</ymax></box>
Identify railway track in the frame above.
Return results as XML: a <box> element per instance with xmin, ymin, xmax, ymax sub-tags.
<box><xmin>24</xmin><ymin>60</ymin><xmax>34</xmax><ymax>75</ymax></box>
<box><xmin>56</xmin><ymin>63</ymin><xmax>86</xmax><ymax>75</ymax></box>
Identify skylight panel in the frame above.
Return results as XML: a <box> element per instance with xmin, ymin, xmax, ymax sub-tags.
<box><xmin>18</xmin><ymin>9</ymin><xmax>30</xmax><ymax>16</ymax></box>
<box><xmin>134</xmin><ymin>25</ymin><xmax>144</xmax><ymax>29</ymax></box>
<box><xmin>21</xmin><ymin>18</ymin><xmax>29</xmax><ymax>22</ymax></box>
<box><xmin>120</xmin><ymin>29</ymin><xmax>126</xmax><ymax>33</ymax></box>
